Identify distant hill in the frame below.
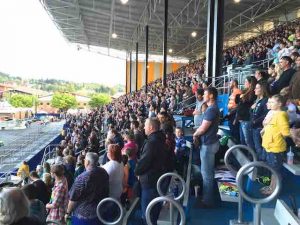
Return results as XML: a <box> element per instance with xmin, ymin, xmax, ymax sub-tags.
<box><xmin>0</xmin><ymin>72</ymin><xmax>22</xmax><ymax>84</ymax></box>
<box><xmin>0</xmin><ymin>71</ymin><xmax>124</xmax><ymax>96</ymax></box>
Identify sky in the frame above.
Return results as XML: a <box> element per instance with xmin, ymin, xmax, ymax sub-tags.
<box><xmin>0</xmin><ymin>0</ymin><xmax>126</xmax><ymax>87</ymax></box>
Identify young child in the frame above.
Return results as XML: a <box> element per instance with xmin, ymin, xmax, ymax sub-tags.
<box><xmin>17</xmin><ymin>161</ymin><xmax>30</xmax><ymax>180</ymax></box>
<box><xmin>261</xmin><ymin>95</ymin><xmax>290</xmax><ymax>195</ymax></box>
<box><xmin>124</xmin><ymin>148</ymin><xmax>137</xmax><ymax>201</ymax></box>
<box><xmin>175</xmin><ymin>127</ymin><xmax>188</xmax><ymax>177</ymax></box>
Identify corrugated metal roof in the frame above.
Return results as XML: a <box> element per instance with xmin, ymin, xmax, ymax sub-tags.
<box><xmin>40</xmin><ymin>0</ymin><xmax>299</xmax><ymax>59</ymax></box>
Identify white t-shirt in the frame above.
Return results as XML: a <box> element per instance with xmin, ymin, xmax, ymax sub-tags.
<box><xmin>102</xmin><ymin>160</ymin><xmax>124</xmax><ymax>199</ymax></box>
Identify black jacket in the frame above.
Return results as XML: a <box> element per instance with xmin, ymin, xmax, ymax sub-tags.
<box><xmin>270</xmin><ymin>68</ymin><xmax>296</xmax><ymax>95</ymax></box>
<box><xmin>250</xmin><ymin>97</ymin><xmax>269</xmax><ymax>129</ymax></box>
<box><xmin>135</xmin><ymin>131</ymin><xmax>168</xmax><ymax>188</ymax></box>
<box><xmin>236</xmin><ymin>92</ymin><xmax>256</xmax><ymax>121</ymax></box>
<box><xmin>11</xmin><ymin>217</ymin><xmax>43</xmax><ymax>225</ymax></box>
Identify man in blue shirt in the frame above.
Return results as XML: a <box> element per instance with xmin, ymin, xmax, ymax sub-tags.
<box><xmin>193</xmin><ymin>87</ymin><xmax>220</xmax><ymax>208</ymax></box>
<box><xmin>66</xmin><ymin>152</ymin><xmax>109</xmax><ymax>225</ymax></box>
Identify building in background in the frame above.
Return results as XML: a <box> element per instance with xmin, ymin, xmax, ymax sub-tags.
<box><xmin>38</xmin><ymin>93</ymin><xmax>90</xmax><ymax>113</ymax></box>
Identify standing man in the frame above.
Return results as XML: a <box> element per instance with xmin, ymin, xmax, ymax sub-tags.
<box><xmin>193</xmin><ymin>87</ymin><xmax>220</xmax><ymax>208</ymax></box>
<box><xmin>193</xmin><ymin>88</ymin><xmax>207</xmax><ymax>129</ymax></box>
<box><xmin>135</xmin><ymin>118</ymin><xmax>167</xmax><ymax>225</ymax></box>
<box><xmin>65</xmin><ymin>152</ymin><xmax>109</xmax><ymax>225</ymax></box>
<box><xmin>270</xmin><ymin>56</ymin><xmax>296</xmax><ymax>95</ymax></box>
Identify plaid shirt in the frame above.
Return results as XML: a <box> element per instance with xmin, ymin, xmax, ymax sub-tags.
<box><xmin>47</xmin><ymin>177</ymin><xmax>69</xmax><ymax>223</ymax></box>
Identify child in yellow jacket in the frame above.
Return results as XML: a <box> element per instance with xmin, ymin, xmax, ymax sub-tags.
<box><xmin>17</xmin><ymin>161</ymin><xmax>30</xmax><ymax>178</ymax></box>
<box><xmin>261</xmin><ymin>95</ymin><xmax>290</xmax><ymax>195</ymax></box>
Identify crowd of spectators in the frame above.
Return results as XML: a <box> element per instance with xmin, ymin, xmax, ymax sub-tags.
<box><xmin>0</xmin><ymin>20</ymin><xmax>300</xmax><ymax>225</ymax></box>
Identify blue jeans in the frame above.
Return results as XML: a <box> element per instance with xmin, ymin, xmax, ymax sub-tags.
<box><xmin>200</xmin><ymin>141</ymin><xmax>219</xmax><ymax>205</ymax></box>
<box><xmin>72</xmin><ymin>216</ymin><xmax>103</xmax><ymax>225</ymax></box>
<box><xmin>141</xmin><ymin>187</ymin><xmax>161</xmax><ymax>225</ymax></box>
<box><xmin>239</xmin><ymin>121</ymin><xmax>254</xmax><ymax>150</ymax></box>
<box><xmin>266</xmin><ymin>152</ymin><xmax>284</xmax><ymax>174</ymax></box>
<box><xmin>228</xmin><ymin>113</ymin><xmax>240</xmax><ymax>143</ymax></box>
<box><xmin>252</xmin><ymin>128</ymin><xmax>266</xmax><ymax>161</ymax></box>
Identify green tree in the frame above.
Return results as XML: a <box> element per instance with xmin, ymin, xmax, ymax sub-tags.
<box><xmin>9</xmin><ymin>94</ymin><xmax>37</xmax><ymax>108</ymax></box>
<box><xmin>51</xmin><ymin>92</ymin><xmax>77</xmax><ymax>111</ymax></box>
<box><xmin>89</xmin><ymin>93</ymin><xmax>111</xmax><ymax>108</ymax></box>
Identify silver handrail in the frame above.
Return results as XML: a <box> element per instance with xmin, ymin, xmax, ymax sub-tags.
<box><xmin>236</xmin><ymin>161</ymin><xmax>281</xmax><ymax>225</ymax></box>
<box><xmin>146</xmin><ymin>196</ymin><xmax>186</xmax><ymax>225</ymax></box>
<box><xmin>181</xmin><ymin>94</ymin><xmax>195</xmax><ymax>102</ymax></box>
<box><xmin>156</xmin><ymin>172</ymin><xmax>186</xmax><ymax>225</ymax></box>
<box><xmin>41</xmin><ymin>144</ymin><xmax>60</xmax><ymax>165</ymax></box>
<box><xmin>96</xmin><ymin>197</ymin><xmax>124</xmax><ymax>225</ymax></box>
<box><xmin>224</xmin><ymin>144</ymin><xmax>257</xmax><ymax>225</ymax></box>
<box><xmin>183</xmin><ymin>141</ymin><xmax>193</xmax><ymax>208</ymax></box>
<box><xmin>122</xmin><ymin>197</ymin><xmax>140</xmax><ymax>225</ymax></box>
<box><xmin>224</xmin><ymin>144</ymin><xmax>257</xmax><ymax>176</ymax></box>
<box><xmin>157</xmin><ymin>172</ymin><xmax>186</xmax><ymax>201</ymax></box>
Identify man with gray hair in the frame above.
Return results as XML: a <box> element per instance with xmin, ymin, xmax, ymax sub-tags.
<box><xmin>65</xmin><ymin>152</ymin><xmax>109</xmax><ymax>225</ymax></box>
<box><xmin>0</xmin><ymin>187</ymin><xmax>42</xmax><ymax>225</ymax></box>
<box><xmin>135</xmin><ymin>117</ymin><xmax>168</xmax><ymax>225</ymax></box>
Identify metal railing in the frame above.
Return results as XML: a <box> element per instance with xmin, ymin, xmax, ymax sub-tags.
<box><xmin>96</xmin><ymin>197</ymin><xmax>124</xmax><ymax>225</ymax></box>
<box><xmin>146</xmin><ymin>196</ymin><xmax>186</xmax><ymax>225</ymax></box>
<box><xmin>183</xmin><ymin>141</ymin><xmax>193</xmax><ymax>208</ymax></box>
<box><xmin>41</xmin><ymin>144</ymin><xmax>60</xmax><ymax>165</ymax></box>
<box><xmin>0</xmin><ymin>171</ymin><xmax>18</xmax><ymax>185</ymax></box>
<box><xmin>224</xmin><ymin>145</ymin><xmax>257</xmax><ymax>225</ymax></box>
<box><xmin>205</xmin><ymin>58</ymin><xmax>273</xmax><ymax>95</ymax></box>
<box><xmin>41</xmin><ymin>138</ymin><xmax>107</xmax><ymax>166</ymax></box>
<box><xmin>236</xmin><ymin>161</ymin><xmax>281</xmax><ymax>225</ymax></box>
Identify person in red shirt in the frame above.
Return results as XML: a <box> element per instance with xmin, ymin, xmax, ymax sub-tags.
<box><xmin>192</xmin><ymin>78</ymin><xmax>199</xmax><ymax>94</ymax></box>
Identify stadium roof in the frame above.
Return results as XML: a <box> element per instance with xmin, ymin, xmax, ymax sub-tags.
<box><xmin>40</xmin><ymin>0</ymin><xmax>299</xmax><ymax>59</ymax></box>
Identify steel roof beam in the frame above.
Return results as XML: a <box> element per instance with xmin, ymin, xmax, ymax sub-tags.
<box><xmin>175</xmin><ymin>0</ymin><xmax>292</xmax><ymax>57</ymax></box>
<box><xmin>108</xmin><ymin>0</ymin><xmax>116</xmax><ymax>53</ymax></box>
<box><xmin>50</xmin><ymin>0</ymin><xmax>141</xmax><ymax>25</ymax></box>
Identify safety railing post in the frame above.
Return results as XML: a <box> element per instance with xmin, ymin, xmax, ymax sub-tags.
<box><xmin>224</xmin><ymin>145</ymin><xmax>257</xmax><ymax>225</ymax></box>
<box><xmin>156</xmin><ymin>172</ymin><xmax>186</xmax><ymax>225</ymax></box>
<box><xmin>236</xmin><ymin>161</ymin><xmax>281</xmax><ymax>225</ymax></box>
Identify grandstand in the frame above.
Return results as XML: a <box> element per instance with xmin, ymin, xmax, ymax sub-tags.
<box><xmin>1</xmin><ymin>1</ymin><xmax>300</xmax><ymax>225</ymax></box>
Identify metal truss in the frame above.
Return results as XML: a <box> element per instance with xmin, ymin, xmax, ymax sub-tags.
<box><xmin>175</xmin><ymin>0</ymin><xmax>293</xmax><ymax>58</ymax></box>
<box><xmin>40</xmin><ymin>0</ymin><xmax>297</xmax><ymax>59</ymax></box>
<box><xmin>40</xmin><ymin>0</ymin><xmax>86</xmax><ymax>44</ymax></box>
<box><xmin>128</xmin><ymin>0</ymin><xmax>208</xmax><ymax>53</ymax></box>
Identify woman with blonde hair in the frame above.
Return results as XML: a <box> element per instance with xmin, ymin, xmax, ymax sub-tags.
<box><xmin>261</xmin><ymin>95</ymin><xmax>290</xmax><ymax>195</ymax></box>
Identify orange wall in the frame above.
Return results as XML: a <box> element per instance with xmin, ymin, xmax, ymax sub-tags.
<box><xmin>160</xmin><ymin>63</ymin><xmax>163</xmax><ymax>79</ymax></box>
<box><xmin>172</xmin><ymin>63</ymin><xmax>180</xmax><ymax>72</ymax></box>
<box><xmin>137</xmin><ymin>62</ymin><xmax>143</xmax><ymax>90</ymax></box>
<box><xmin>148</xmin><ymin>62</ymin><xmax>155</xmax><ymax>83</ymax></box>
<box><xmin>125</xmin><ymin>61</ymin><xmax>186</xmax><ymax>92</ymax></box>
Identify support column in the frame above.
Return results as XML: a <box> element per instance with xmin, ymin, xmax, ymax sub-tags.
<box><xmin>205</xmin><ymin>0</ymin><xmax>215</xmax><ymax>85</ymax></box>
<box><xmin>136</xmin><ymin>42</ymin><xmax>138</xmax><ymax>91</ymax></box>
<box><xmin>163</xmin><ymin>0</ymin><xmax>168</xmax><ymax>87</ymax></box>
<box><xmin>212</xmin><ymin>0</ymin><xmax>224</xmax><ymax>85</ymax></box>
<box><xmin>145</xmin><ymin>25</ymin><xmax>149</xmax><ymax>93</ymax></box>
<box><xmin>129</xmin><ymin>52</ymin><xmax>132</xmax><ymax>93</ymax></box>
<box><xmin>126</xmin><ymin>53</ymin><xmax>128</xmax><ymax>93</ymax></box>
